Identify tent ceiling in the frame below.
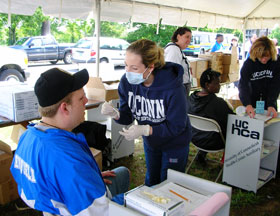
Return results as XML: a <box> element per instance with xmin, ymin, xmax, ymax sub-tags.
<box><xmin>1</xmin><ymin>0</ymin><xmax>280</xmax><ymax>30</ymax></box>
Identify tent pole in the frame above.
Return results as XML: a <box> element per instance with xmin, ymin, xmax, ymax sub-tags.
<box><xmin>95</xmin><ymin>0</ymin><xmax>101</xmax><ymax>77</ymax></box>
<box><xmin>242</xmin><ymin>18</ymin><xmax>247</xmax><ymax>60</ymax></box>
<box><xmin>8</xmin><ymin>0</ymin><xmax>11</xmax><ymax>27</ymax></box>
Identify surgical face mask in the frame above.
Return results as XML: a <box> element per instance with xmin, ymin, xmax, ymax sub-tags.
<box><xmin>125</xmin><ymin>67</ymin><xmax>151</xmax><ymax>85</ymax></box>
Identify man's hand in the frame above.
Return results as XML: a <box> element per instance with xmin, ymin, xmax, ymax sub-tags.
<box><xmin>101</xmin><ymin>101</ymin><xmax>120</xmax><ymax>120</ymax></box>
<box><xmin>119</xmin><ymin>125</ymin><xmax>150</xmax><ymax>141</ymax></box>
<box><xmin>246</xmin><ymin>105</ymin><xmax>255</xmax><ymax>118</ymax></box>
<box><xmin>267</xmin><ymin>106</ymin><xmax>278</xmax><ymax>118</ymax></box>
<box><xmin>102</xmin><ymin>170</ymin><xmax>116</xmax><ymax>185</ymax></box>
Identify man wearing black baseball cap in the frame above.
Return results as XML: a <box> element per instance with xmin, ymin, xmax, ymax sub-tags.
<box><xmin>10</xmin><ymin>68</ymin><xmax>130</xmax><ymax>215</ymax></box>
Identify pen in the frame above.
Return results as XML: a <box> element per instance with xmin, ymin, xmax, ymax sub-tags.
<box><xmin>169</xmin><ymin>189</ymin><xmax>190</xmax><ymax>202</ymax></box>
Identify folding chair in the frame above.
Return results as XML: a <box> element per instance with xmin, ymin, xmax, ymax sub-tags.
<box><xmin>186</xmin><ymin>114</ymin><xmax>225</xmax><ymax>182</ymax></box>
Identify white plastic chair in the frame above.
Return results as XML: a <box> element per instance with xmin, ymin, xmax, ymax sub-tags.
<box><xmin>186</xmin><ymin>114</ymin><xmax>225</xmax><ymax>182</ymax></box>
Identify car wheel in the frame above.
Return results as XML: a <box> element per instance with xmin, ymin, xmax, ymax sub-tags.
<box><xmin>0</xmin><ymin>69</ymin><xmax>24</xmax><ymax>82</ymax></box>
<box><xmin>100</xmin><ymin>58</ymin><xmax>109</xmax><ymax>63</ymax></box>
<box><xmin>63</xmin><ymin>52</ymin><xmax>72</xmax><ymax>64</ymax></box>
<box><xmin>50</xmin><ymin>60</ymin><xmax>58</xmax><ymax>65</ymax></box>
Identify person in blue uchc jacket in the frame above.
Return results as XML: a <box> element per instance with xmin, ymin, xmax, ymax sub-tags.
<box><xmin>10</xmin><ymin>68</ymin><xmax>130</xmax><ymax>216</ymax></box>
<box><xmin>238</xmin><ymin>36</ymin><xmax>280</xmax><ymax>119</ymax></box>
<box><xmin>101</xmin><ymin>39</ymin><xmax>192</xmax><ymax>187</ymax></box>
<box><xmin>211</xmin><ymin>34</ymin><xmax>224</xmax><ymax>52</ymax></box>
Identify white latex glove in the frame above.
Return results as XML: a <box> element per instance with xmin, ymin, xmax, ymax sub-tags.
<box><xmin>119</xmin><ymin>125</ymin><xmax>150</xmax><ymax>141</ymax></box>
<box><xmin>101</xmin><ymin>101</ymin><xmax>120</xmax><ymax>119</ymax></box>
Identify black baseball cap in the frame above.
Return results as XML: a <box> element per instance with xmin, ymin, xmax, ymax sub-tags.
<box><xmin>35</xmin><ymin>68</ymin><xmax>89</xmax><ymax>107</ymax></box>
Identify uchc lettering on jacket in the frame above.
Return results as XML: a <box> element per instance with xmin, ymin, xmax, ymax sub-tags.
<box><xmin>128</xmin><ymin>91</ymin><xmax>165</xmax><ymax>121</ymax></box>
<box><xmin>251</xmin><ymin>70</ymin><xmax>273</xmax><ymax>80</ymax></box>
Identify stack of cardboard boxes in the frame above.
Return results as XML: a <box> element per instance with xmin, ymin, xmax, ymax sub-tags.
<box><xmin>221</xmin><ymin>47</ymin><xmax>240</xmax><ymax>83</ymax></box>
<box><xmin>211</xmin><ymin>52</ymin><xmax>224</xmax><ymax>74</ymax></box>
<box><xmin>189</xmin><ymin>58</ymin><xmax>209</xmax><ymax>87</ymax></box>
<box><xmin>0</xmin><ymin>141</ymin><xmax>19</xmax><ymax>205</ymax></box>
<box><xmin>190</xmin><ymin>47</ymin><xmax>240</xmax><ymax>87</ymax></box>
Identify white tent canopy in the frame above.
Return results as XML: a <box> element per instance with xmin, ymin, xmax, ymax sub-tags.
<box><xmin>1</xmin><ymin>0</ymin><xmax>280</xmax><ymax>76</ymax></box>
<box><xmin>1</xmin><ymin>0</ymin><xmax>280</xmax><ymax>30</ymax></box>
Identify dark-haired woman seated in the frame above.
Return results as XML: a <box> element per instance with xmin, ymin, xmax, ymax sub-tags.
<box><xmin>188</xmin><ymin>69</ymin><xmax>234</xmax><ymax>164</ymax></box>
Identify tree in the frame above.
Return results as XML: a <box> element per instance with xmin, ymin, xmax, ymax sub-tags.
<box><xmin>269</xmin><ymin>27</ymin><xmax>280</xmax><ymax>43</ymax></box>
<box><xmin>126</xmin><ymin>22</ymin><xmax>177</xmax><ymax>47</ymax></box>
<box><xmin>100</xmin><ymin>21</ymin><xmax>127</xmax><ymax>38</ymax></box>
<box><xmin>0</xmin><ymin>7</ymin><xmax>48</xmax><ymax>45</ymax></box>
<box><xmin>0</xmin><ymin>14</ymin><xmax>7</xmax><ymax>44</ymax></box>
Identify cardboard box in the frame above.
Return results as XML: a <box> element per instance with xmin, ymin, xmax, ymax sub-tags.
<box><xmin>222</xmin><ymin>52</ymin><xmax>238</xmax><ymax>65</ymax></box>
<box><xmin>212</xmin><ymin>64</ymin><xmax>223</xmax><ymax>74</ymax></box>
<box><xmin>227</xmin><ymin>99</ymin><xmax>243</xmax><ymax>110</ymax></box>
<box><xmin>90</xmin><ymin>147</ymin><xmax>102</xmax><ymax>170</ymax></box>
<box><xmin>223</xmin><ymin>64</ymin><xmax>230</xmax><ymax>74</ymax></box>
<box><xmin>223</xmin><ymin>54</ymin><xmax>232</xmax><ymax>65</ymax></box>
<box><xmin>196</xmin><ymin>60</ymin><xmax>208</xmax><ymax>78</ymax></box>
<box><xmin>86</xmin><ymin>77</ymin><xmax>119</xmax><ymax>101</ymax></box>
<box><xmin>220</xmin><ymin>74</ymin><xmax>229</xmax><ymax>83</ymax></box>
<box><xmin>230</xmin><ymin>46</ymin><xmax>238</xmax><ymax>61</ymax></box>
<box><xmin>230</xmin><ymin>63</ymin><xmax>239</xmax><ymax>74</ymax></box>
<box><xmin>189</xmin><ymin>60</ymin><xmax>197</xmax><ymax>78</ymax></box>
<box><xmin>229</xmin><ymin>73</ymin><xmax>239</xmax><ymax>82</ymax></box>
<box><xmin>223</xmin><ymin>63</ymin><xmax>239</xmax><ymax>74</ymax></box>
<box><xmin>198</xmin><ymin>53</ymin><xmax>212</xmax><ymax>61</ymax></box>
<box><xmin>211</xmin><ymin>52</ymin><xmax>223</xmax><ymax>74</ymax></box>
<box><xmin>212</xmin><ymin>52</ymin><xmax>223</xmax><ymax>62</ymax></box>
<box><xmin>0</xmin><ymin>178</ymin><xmax>19</xmax><ymax>205</ymax></box>
<box><xmin>0</xmin><ymin>83</ymin><xmax>40</xmax><ymax>122</ymax></box>
<box><xmin>11</xmin><ymin>125</ymin><xmax>26</xmax><ymax>144</ymax></box>
<box><xmin>0</xmin><ymin>141</ymin><xmax>13</xmax><ymax>184</ymax></box>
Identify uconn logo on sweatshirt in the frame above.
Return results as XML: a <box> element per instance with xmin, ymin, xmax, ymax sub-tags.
<box><xmin>251</xmin><ymin>70</ymin><xmax>273</xmax><ymax>81</ymax></box>
<box><xmin>128</xmin><ymin>91</ymin><xmax>166</xmax><ymax>122</ymax></box>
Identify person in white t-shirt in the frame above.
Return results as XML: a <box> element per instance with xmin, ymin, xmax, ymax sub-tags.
<box><xmin>164</xmin><ymin>27</ymin><xmax>192</xmax><ymax>96</ymax></box>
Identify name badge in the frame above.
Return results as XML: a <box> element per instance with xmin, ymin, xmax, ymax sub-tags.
<box><xmin>255</xmin><ymin>100</ymin><xmax>265</xmax><ymax>114</ymax></box>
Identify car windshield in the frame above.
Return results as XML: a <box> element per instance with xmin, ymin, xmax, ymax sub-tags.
<box><xmin>121</xmin><ymin>41</ymin><xmax>129</xmax><ymax>50</ymax></box>
<box><xmin>74</xmin><ymin>39</ymin><xmax>94</xmax><ymax>49</ymax></box>
<box><xmin>14</xmin><ymin>37</ymin><xmax>29</xmax><ymax>46</ymax></box>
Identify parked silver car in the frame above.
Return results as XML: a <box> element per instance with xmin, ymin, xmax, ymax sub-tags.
<box><xmin>71</xmin><ymin>37</ymin><xmax>129</xmax><ymax>66</ymax></box>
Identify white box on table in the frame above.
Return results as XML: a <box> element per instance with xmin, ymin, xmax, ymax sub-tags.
<box><xmin>120</xmin><ymin>170</ymin><xmax>232</xmax><ymax>216</ymax></box>
<box><xmin>0</xmin><ymin>82</ymin><xmax>40</xmax><ymax>122</ymax></box>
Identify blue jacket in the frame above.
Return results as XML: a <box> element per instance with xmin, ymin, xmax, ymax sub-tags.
<box><xmin>10</xmin><ymin>125</ymin><xmax>110</xmax><ymax>216</ymax></box>
<box><xmin>116</xmin><ymin>62</ymin><xmax>192</xmax><ymax>150</ymax></box>
<box><xmin>211</xmin><ymin>41</ymin><xmax>224</xmax><ymax>52</ymax></box>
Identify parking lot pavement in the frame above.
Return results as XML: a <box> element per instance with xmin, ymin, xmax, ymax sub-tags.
<box><xmin>26</xmin><ymin>62</ymin><xmax>125</xmax><ymax>86</ymax></box>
